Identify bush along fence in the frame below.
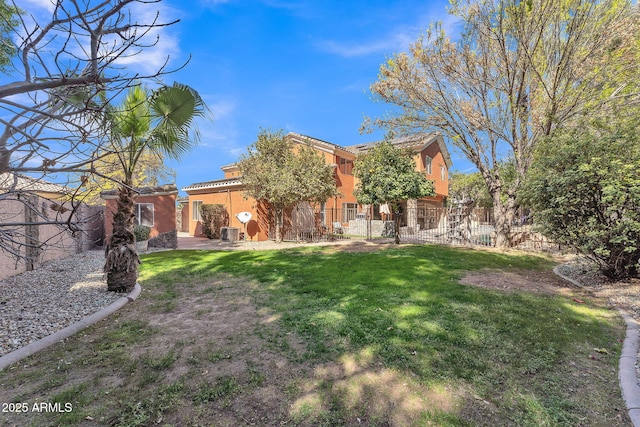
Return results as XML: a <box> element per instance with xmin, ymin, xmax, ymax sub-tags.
<box><xmin>275</xmin><ymin>204</ymin><xmax>558</xmax><ymax>251</ymax></box>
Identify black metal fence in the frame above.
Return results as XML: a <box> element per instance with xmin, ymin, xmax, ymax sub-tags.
<box><xmin>277</xmin><ymin>204</ymin><xmax>557</xmax><ymax>251</ymax></box>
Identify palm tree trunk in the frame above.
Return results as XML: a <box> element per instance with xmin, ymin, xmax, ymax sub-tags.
<box><xmin>104</xmin><ymin>185</ymin><xmax>140</xmax><ymax>292</ymax></box>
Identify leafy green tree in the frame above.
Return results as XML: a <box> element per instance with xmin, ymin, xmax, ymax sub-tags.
<box><xmin>449</xmin><ymin>159</ymin><xmax>517</xmax><ymax>208</ymax></box>
<box><xmin>0</xmin><ymin>0</ymin><xmax>20</xmax><ymax>73</ymax></box>
<box><xmin>366</xmin><ymin>0</ymin><xmax>639</xmax><ymax>247</ymax></box>
<box><xmin>449</xmin><ymin>172</ymin><xmax>492</xmax><ymax>208</ymax></box>
<box><xmin>353</xmin><ymin>142</ymin><xmax>435</xmax><ymax>244</ymax></box>
<box><xmin>103</xmin><ymin>83</ymin><xmax>206</xmax><ymax>292</ymax></box>
<box><xmin>238</xmin><ymin>129</ymin><xmax>338</xmax><ymax>243</ymax></box>
<box><xmin>521</xmin><ymin>117</ymin><xmax>640</xmax><ymax>280</ymax></box>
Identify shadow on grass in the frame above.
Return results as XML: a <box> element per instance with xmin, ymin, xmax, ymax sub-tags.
<box><xmin>135</xmin><ymin>245</ymin><xmax>625</xmax><ymax>426</ymax></box>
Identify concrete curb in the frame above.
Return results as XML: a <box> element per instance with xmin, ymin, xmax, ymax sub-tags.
<box><xmin>0</xmin><ymin>283</ymin><xmax>141</xmax><ymax>372</ymax></box>
<box><xmin>553</xmin><ymin>265</ymin><xmax>640</xmax><ymax>427</ymax></box>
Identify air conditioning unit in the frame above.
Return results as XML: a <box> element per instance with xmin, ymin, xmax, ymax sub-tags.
<box><xmin>220</xmin><ymin>227</ymin><xmax>239</xmax><ymax>242</ymax></box>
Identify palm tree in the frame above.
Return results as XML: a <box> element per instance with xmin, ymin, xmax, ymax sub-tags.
<box><xmin>104</xmin><ymin>83</ymin><xmax>206</xmax><ymax>292</ymax></box>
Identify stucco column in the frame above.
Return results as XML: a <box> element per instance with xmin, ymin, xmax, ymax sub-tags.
<box><xmin>407</xmin><ymin>199</ymin><xmax>418</xmax><ymax>231</ymax></box>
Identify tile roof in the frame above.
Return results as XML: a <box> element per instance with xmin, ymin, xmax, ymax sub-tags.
<box><xmin>0</xmin><ymin>172</ymin><xmax>70</xmax><ymax>194</ymax></box>
<box><xmin>182</xmin><ymin>177</ymin><xmax>243</xmax><ymax>192</ymax></box>
<box><xmin>346</xmin><ymin>133</ymin><xmax>453</xmax><ymax>168</ymax></box>
<box><xmin>100</xmin><ymin>184</ymin><xmax>178</xmax><ymax>199</ymax></box>
<box><xmin>347</xmin><ymin>133</ymin><xmax>437</xmax><ymax>153</ymax></box>
<box><xmin>287</xmin><ymin>132</ymin><xmax>353</xmax><ymax>153</ymax></box>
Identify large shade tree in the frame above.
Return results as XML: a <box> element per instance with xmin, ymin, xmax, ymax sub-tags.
<box><xmin>353</xmin><ymin>141</ymin><xmax>434</xmax><ymax>244</ymax></box>
<box><xmin>103</xmin><ymin>83</ymin><xmax>206</xmax><ymax>292</ymax></box>
<box><xmin>238</xmin><ymin>129</ymin><xmax>338</xmax><ymax>243</ymax></box>
<box><xmin>366</xmin><ymin>0</ymin><xmax>640</xmax><ymax>247</ymax></box>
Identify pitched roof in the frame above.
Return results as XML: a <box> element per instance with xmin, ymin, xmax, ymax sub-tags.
<box><xmin>100</xmin><ymin>184</ymin><xmax>178</xmax><ymax>199</ymax></box>
<box><xmin>286</xmin><ymin>132</ymin><xmax>353</xmax><ymax>156</ymax></box>
<box><xmin>182</xmin><ymin>177</ymin><xmax>243</xmax><ymax>193</ymax></box>
<box><xmin>346</xmin><ymin>133</ymin><xmax>453</xmax><ymax>168</ymax></box>
<box><xmin>0</xmin><ymin>172</ymin><xmax>70</xmax><ymax>195</ymax></box>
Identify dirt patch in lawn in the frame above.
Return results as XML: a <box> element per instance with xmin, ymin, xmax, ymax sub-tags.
<box><xmin>459</xmin><ymin>269</ymin><xmax>577</xmax><ymax>295</ymax></box>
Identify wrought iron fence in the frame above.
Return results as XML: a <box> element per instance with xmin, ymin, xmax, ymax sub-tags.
<box><xmin>278</xmin><ymin>204</ymin><xmax>558</xmax><ymax>251</ymax></box>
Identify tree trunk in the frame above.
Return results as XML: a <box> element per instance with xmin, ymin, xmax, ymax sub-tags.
<box><xmin>492</xmin><ymin>191</ymin><xmax>517</xmax><ymax>248</ymax></box>
<box><xmin>104</xmin><ymin>185</ymin><xmax>140</xmax><ymax>292</ymax></box>
<box><xmin>393</xmin><ymin>202</ymin><xmax>401</xmax><ymax>244</ymax></box>
<box><xmin>274</xmin><ymin>206</ymin><xmax>283</xmax><ymax>243</ymax></box>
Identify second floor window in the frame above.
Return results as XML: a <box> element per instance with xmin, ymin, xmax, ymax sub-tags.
<box><xmin>424</xmin><ymin>155</ymin><xmax>432</xmax><ymax>175</ymax></box>
<box><xmin>339</xmin><ymin>157</ymin><xmax>353</xmax><ymax>175</ymax></box>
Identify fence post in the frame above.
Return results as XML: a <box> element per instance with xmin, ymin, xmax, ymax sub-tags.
<box><xmin>367</xmin><ymin>204</ymin><xmax>372</xmax><ymax>240</ymax></box>
<box><xmin>24</xmin><ymin>195</ymin><xmax>40</xmax><ymax>271</ymax></box>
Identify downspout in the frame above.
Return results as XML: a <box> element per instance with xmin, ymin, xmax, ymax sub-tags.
<box><xmin>227</xmin><ymin>189</ymin><xmax>232</xmax><ymax>227</ymax></box>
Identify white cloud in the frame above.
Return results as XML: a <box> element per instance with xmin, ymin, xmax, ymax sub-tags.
<box><xmin>316</xmin><ymin>5</ymin><xmax>461</xmax><ymax>58</ymax></box>
<box><xmin>209</xmin><ymin>98</ymin><xmax>237</xmax><ymax>119</ymax></box>
<box><xmin>110</xmin><ymin>2</ymin><xmax>182</xmax><ymax>75</ymax></box>
<box><xmin>18</xmin><ymin>0</ymin><xmax>55</xmax><ymax>13</ymax></box>
<box><xmin>316</xmin><ymin>35</ymin><xmax>411</xmax><ymax>58</ymax></box>
<box><xmin>10</xmin><ymin>1</ymin><xmax>183</xmax><ymax>78</ymax></box>
<box><xmin>191</xmin><ymin>95</ymin><xmax>246</xmax><ymax>158</ymax></box>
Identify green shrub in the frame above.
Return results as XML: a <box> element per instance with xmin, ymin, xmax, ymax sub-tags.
<box><xmin>199</xmin><ymin>204</ymin><xmax>229</xmax><ymax>239</ymax></box>
<box><xmin>133</xmin><ymin>225</ymin><xmax>151</xmax><ymax>242</ymax></box>
<box><xmin>521</xmin><ymin>118</ymin><xmax>640</xmax><ymax>280</ymax></box>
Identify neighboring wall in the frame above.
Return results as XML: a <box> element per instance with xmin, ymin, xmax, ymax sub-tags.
<box><xmin>0</xmin><ymin>195</ymin><xmax>100</xmax><ymax>281</ymax></box>
<box><xmin>102</xmin><ymin>185</ymin><xmax>178</xmax><ymax>248</ymax></box>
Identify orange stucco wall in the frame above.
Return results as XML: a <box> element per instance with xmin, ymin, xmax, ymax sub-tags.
<box><xmin>415</xmin><ymin>144</ymin><xmax>449</xmax><ymax>202</ymax></box>
<box><xmin>185</xmin><ymin>137</ymin><xmax>451</xmax><ymax>238</ymax></box>
<box><xmin>104</xmin><ymin>193</ymin><xmax>176</xmax><ymax>240</ymax></box>
<box><xmin>331</xmin><ymin>153</ymin><xmax>357</xmax><ymax>209</ymax></box>
<box><xmin>187</xmin><ymin>187</ymin><xmax>267</xmax><ymax>240</ymax></box>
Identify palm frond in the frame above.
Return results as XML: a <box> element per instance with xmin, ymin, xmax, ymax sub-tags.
<box><xmin>148</xmin><ymin>82</ymin><xmax>206</xmax><ymax>159</ymax></box>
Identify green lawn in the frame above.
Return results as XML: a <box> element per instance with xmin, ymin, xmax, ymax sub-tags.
<box><xmin>0</xmin><ymin>244</ymin><xmax>628</xmax><ymax>426</ymax></box>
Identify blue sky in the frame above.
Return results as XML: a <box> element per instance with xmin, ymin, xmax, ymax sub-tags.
<box><xmin>17</xmin><ymin>0</ymin><xmax>473</xmax><ymax>194</ymax></box>
<box><xmin>159</xmin><ymin>0</ymin><xmax>472</xmax><ymax>194</ymax></box>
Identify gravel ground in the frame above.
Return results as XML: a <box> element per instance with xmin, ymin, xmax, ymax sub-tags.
<box><xmin>0</xmin><ymin>250</ymin><xmax>119</xmax><ymax>357</ymax></box>
<box><xmin>556</xmin><ymin>259</ymin><xmax>640</xmax><ymax>319</ymax></box>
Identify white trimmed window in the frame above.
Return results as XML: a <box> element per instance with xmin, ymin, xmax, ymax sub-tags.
<box><xmin>192</xmin><ymin>200</ymin><xmax>203</xmax><ymax>221</ymax></box>
<box><xmin>441</xmin><ymin>165</ymin><xmax>447</xmax><ymax>181</ymax></box>
<box><xmin>425</xmin><ymin>155</ymin><xmax>432</xmax><ymax>175</ymax></box>
<box><xmin>339</xmin><ymin>157</ymin><xmax>354</xmax><ymax>175</ymax></box>
<box><xmin>135</xmin><ymin>203</ymin><xmax>154</xmax><ymax>227</ymax></box>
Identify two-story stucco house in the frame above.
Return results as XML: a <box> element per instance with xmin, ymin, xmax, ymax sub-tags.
<box><xmin>182</xmin><ymin>132</ymin><xmax>452</xmax><ymax>241</ymax></box>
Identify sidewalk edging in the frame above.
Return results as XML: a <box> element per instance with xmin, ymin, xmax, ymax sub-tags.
<box><xmin>553</xmin><ymin>265</ymin><xmax>640</xmax><ymax>427</ymax></box>
<box><xmin>0</xmin><ymin>283</ymin><xmax>141</xmax><ymax>372</ymax></box>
